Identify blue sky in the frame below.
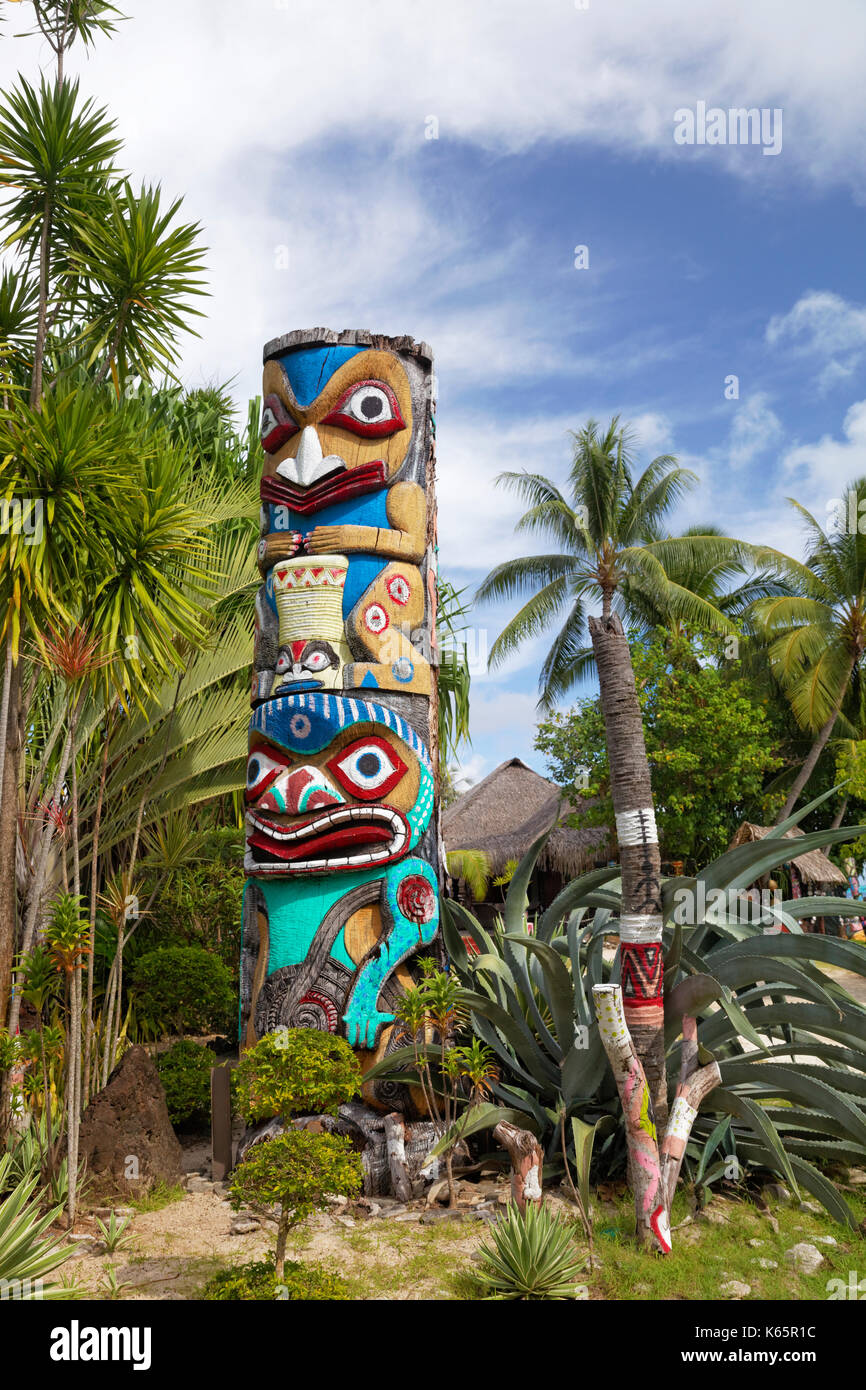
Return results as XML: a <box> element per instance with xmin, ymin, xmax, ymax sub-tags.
<box><xmin>2</xmin><ymin>0</ymin><xmax>864</xmax><ymax>788</ymax></box>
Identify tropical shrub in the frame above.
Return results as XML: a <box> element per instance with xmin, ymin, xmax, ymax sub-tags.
<box><xmin>234</xmin><ymin>1028</ymin><xmax>360</xmax><ymax>1123</ymax></box>
<box><xmin>438</xmin><ymin>791</ymin><xmax>866</xmax><ymax>1225</ymax></box>
<box><xmin>130</xmin><ymin>946</ymin><xmax>234</xmax><ymax>1038</ymax></box>
<box><xmin>155</xmin><ymin>1040</ymin><xmax>214</xmax><ymax>1124</ymax></box>
<box><xmin>470</xmin><ymin>1201</ymin><xmax>587</xmax><ymax>1300</ymax></box>
<box><xmin>229</xmin><ymin>1130</ymin><xmax>362</xmax><ymax>1277</ymax></box>
<box><xmin>203</xmin><ymin>1254</ymin><xmax>350</xmax><ymax>1301</ymax></box>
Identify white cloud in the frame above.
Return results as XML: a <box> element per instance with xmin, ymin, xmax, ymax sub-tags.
<box><xmin>727</xmin><ymin>392</ymin><xmax>783</xmax><ymax>469</ymax></box>
<box><xmin>21</xmin><ymin>0</ymin><xmax>863</xmax><ymax>192</ymax></box>
<box><xmin>766</xmin><ymin>291</ymin><xmax>866</xmax><ymax>394</ymax></box>
<box><xmin>779</xmin><ymin>399</ymin><xmax>866</xmax><ymax>503</ymax></box>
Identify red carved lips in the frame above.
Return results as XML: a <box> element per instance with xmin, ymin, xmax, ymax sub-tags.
<box><xmin>261</xmin><ymin>460</ymin><xmax>386</xmax><ymax>516</ymax></box>
<box><xmin>246</xmin><ymin>804</ymin><xmax>409</xmax><ymax>873</ymax></box>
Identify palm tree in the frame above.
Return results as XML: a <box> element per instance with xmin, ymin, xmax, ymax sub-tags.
<box><xmin>477</xmin><ymin>418</ymin><xmax>751</xmax><ymax>1156</ymax></box>
<box><xmin>620</xmin><ymin>523</ymin><xmax>791</xmax><ymax>654</ymax></box>
<box><xmin>752</xmin><ymin>479</ymin><xmax>866</xmax><ymax>823</ymax></box>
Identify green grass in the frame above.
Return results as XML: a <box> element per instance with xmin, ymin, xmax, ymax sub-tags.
<box><xmin>129</xmin><ymin>1181</ymin><xmax>186</xmax><ymax>1213</ymax></box>
<box><xmin>589</xmin><ymin>1185</ymin><xmax>866</xmax><ymax>1302</ymax></box>
<box><xmin>178</xmin><ymin>1181</ymin><xmax>866</xmax><ymax>1301</ymax></box>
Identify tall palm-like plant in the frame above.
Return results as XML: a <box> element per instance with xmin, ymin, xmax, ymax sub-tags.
<box><xmin>477</xmin><ymin>418</ymin><xmax>750</xmax><ymax>1141</ymax></box>
<box><xmin>752</xmin><ymin>480</ymin><xmax>866</xmax><ymax>824</ymax></box>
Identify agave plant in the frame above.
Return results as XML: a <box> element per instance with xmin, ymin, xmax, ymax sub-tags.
<box><xmin>437</xmin><ymin>787</ymin><xmax>866</xmax><ymax>1225</ymax></box>
<box><xmin>0</xmin><ymin>1154</ymin><xmax>81</xmax><ymax>1297</ymax></box>
<box><xmin>470</xmin><ymin>1200</ymin><xmax>587</xmax><ymax>1300</ymax></box>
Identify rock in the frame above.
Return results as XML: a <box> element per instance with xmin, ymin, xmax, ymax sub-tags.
<box><xmin>426</xmin><ymin>1179</ymin><xmax>449</xmax><ymax>1207</ymax></box>
<box><xmin>677</xmin><ymin>1224</ymin><xmax>703</xmax><ymax>1245</ymax></box>
<box><xmin>333</xmin><ymin>1214</ymin><xmax>355</xmax><ymax>1228</ymax></box>
<box><xmin>762</xmin><ymin>1183</ymin><xmax>792</xmax><ymax>1206</ymax></box>
<box><xmin>747</xmin><ymin>1238</ymin><xmax>765</xmax><ymax>1248</ymax></box>
<box><xmin>719</xmin><ymin>1280</ymin><xmax>751</xmax><ymax>1298</ymax></box>
<box><xmin>113</xmin><ymin>1206</ymin><xmax>134</xmax><ymax>1217</ymax></box>
<box><xmin>846</xmin><ymin>1168</ymin><xmax>866</xmax><ymax>1185</ymax></box>
<box><xmin>764</xmin><ymin>1214</ymin><xmax>780</xmax><ymax>1234</ymax></box>
<box><xmin>420</xmin><ymin>1208</ymin><xmax>464</xmax><ymax>1224</ymax></box>
<box><xmin>78</xmin><ymin>1045</ymin><xmax>183</xmax><ymax>1198</ymax></box>
<box><xmin>186</xmin><ymin>1177</ymin><xmax>215</xmax><ymax>1194</ymax></box>
<box><xmin>390</xmin><ymin>1209</ymin><xmax>424</xmax><ymax>1223</ymax></box>
<box><xmin>753</xmin><ymin>1258</ymin><xmax>779</xmax><ymax>1270</ymax></box>
<box><xmin>784</xmin><ymin>1243</ymin><xmax>824</xmax><ymax>1274</ymax></box>
<box><xmin>798</xmin><ymin>1200</ymin><xmax>821</xmax><ymax>1215</ymax></box>
<box><xmin>814</xmin><ymin>1235</ymin><xmax>837</xmax><ymax>1246</ymax></box>
<box><xmin>324</xmin><ymin>1193</ymin><xmax>348</xmax><ymax>1206</ymax></box>
<box><xmin>230</xmin><ymin>1219</ymin><xmax>260</xmax><ymax>1235</ymax></box>
<box><xmin>698</xmin><ymin>1205</ymin><xmax>730</xmax><ymax>1225</ymax></box>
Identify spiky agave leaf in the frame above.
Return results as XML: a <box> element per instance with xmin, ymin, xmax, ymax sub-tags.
<box><xmin>471</xmin><ymin>1201</ymin><xmax>587</xmax><ymax>1300</ymax></box>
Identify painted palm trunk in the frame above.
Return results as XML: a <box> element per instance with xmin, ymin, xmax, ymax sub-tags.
<box><xmin>240</xmin><ymin>329</ymin><xmax>441</xmax><ymax>1117</ymax></box>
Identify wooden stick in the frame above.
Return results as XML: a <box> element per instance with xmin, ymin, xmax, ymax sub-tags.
<box><xmin>493</xmin><ymin>1120</ymin><xmax>543</xmax><ymax>1213</ymax></box>
<box><xmin>383</xmin><ymin>1111</ymin><xmax>413</xmax><ymax>1203</ymax></box>
<box><xmin>659</xmin><ymin>1016</ymin><xmax>721</xmax><ymax>1211</ymax></box>
<box><xmin>593</xmin><ymin>984</ymin><xmax>669</xmax><ymax>1253</ymax></box>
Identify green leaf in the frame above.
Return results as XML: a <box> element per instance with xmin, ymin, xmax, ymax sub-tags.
<box><xmin>709</xmin><ymin>1088</ymin><xmax>799</xmax><ymax>1194</ymax></box>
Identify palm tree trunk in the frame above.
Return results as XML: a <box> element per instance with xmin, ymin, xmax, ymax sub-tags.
<box><xmin>831</xmin><ymin>796</ymin><xmax>849</xmax><ymax>831</ymax></box>
<box><xmin>30</xmin><ymin>196</ymin><xmax>51</xmax><ymax>411</ymax></box>
<box><xmin>0</xmin><ymin>645</ymin><xmax>19</xmax><ymax>1026</ymax></box>
<box><xmin>588</xmin><ymin>611</ymin><xmax>667</xmax><ymax>1150</ymax></box>
<box><xmin>0</xmin><ymin>637</ymin><xmax>13</xmax><ymax>821</ymax></box>
<box><xmin>774</xmin><ymin>655</ymin><xmax>856</xmax><ymax>825</ymax></box>
<box><xmin>8</xmin><ymin>691</ymin><xmax>83</xmax><ymax>1038</ymax></box>
<box><xmin>83</xmin><ymin>721</ymin><xmax>110</xmax><ymax>1107</ymax></box>
<box><xmin>67</xmin><ymin>967</ymin><xmax>81</xmax><ymax>1227</ymax></box>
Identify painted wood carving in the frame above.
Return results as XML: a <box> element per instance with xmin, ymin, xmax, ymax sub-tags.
<box><xmin>240</xmin><ymin>329</ymin><xmax>440</xmax><ymax>1121</ymax></box>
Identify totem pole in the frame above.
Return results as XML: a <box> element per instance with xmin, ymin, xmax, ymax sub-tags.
<box><xmin>239</xmin><ymin>329</ymin><xmax>441</xmax><ymax>1189</ymax></box>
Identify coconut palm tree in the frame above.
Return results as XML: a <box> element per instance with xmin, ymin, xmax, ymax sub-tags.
<box><xmin>477</xmin><ymin>418</ymin><xmax>753</xmax><ymax>1150</ymax></box>
<box><xmin>751</xmin><ymin>479</ymin><xmax>866</xmax><ymax>823</ymax></box>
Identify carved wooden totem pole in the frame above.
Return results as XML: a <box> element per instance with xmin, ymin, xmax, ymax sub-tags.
<box><xmin>239</xmin><ymin>329</ymin><xmax>441</xmax><ymax>1190</ymax></box>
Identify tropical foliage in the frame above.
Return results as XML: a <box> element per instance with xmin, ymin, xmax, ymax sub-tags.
<box><xmin>438</xmin><ymin>793</ymin><xmax>866</xmax><ymax>1226</ymax></box>
<box><xmin>536</xmin><ymin>630</ymin><xmax>784</xmax><ymax>867</ymax></box>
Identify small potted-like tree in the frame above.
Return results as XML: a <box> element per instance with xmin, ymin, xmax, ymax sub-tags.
<box><xmin>231</xmin><ymin>1029</ymin><xmax>363</xmax><ymax>1279</ymax></box>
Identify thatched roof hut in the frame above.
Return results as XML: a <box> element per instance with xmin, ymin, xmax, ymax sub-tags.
<box><xmin>729</xmin><ymin>822</ymin><xmax>847</xmax><ymax>887</ymax></box>
<box><xmin>443</xmin><ymin>758</ymin><xmax>609</xmax><ymax>880</ymax></box>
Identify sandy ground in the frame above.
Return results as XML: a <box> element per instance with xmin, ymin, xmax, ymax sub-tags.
<box><xmin>61</xmin><ymin>1186</ymin><xmax>500</xmax><ymax>1300</ymax></box>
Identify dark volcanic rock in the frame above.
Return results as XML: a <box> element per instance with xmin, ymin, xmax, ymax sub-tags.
<box><xmin>79</xmin><ymin>1045</ymin><xmax>183</xmax><ymax>1196</ymax></box>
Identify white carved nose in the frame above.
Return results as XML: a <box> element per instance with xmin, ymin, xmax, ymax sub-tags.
<box><xmin>276</xmin><ymin>426</ymin><xmax>346</xmax><ymax>487</ymax></box>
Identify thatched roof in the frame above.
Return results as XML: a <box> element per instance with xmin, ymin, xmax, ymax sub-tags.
<box><xmin>729</xmin><ymin>822</ymin><xmax>847</xmax><ymax>887</ymax></box>
<box><xmin>443</xmin><ymin>758</ymin><xmax>609</xmax><ymax>880</ymax></box>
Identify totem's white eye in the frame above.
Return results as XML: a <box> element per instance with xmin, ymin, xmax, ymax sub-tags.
<box><xmin>346</xmin><ymin>386</ymin><xmax>391</xmax><ymax>424</ymax></box>
<box><xmin>305</xmin><ymin>649</ymin><xmax>331</xmax><ymax>672</ymax></box>
<box><xmin>327</xmin><ymin>736</ymin><xmax>407</xmax><ymax>801</ymax></box>
<box><xmin>245</xmin><ymin>745</ymin><xmax>288</xmax><ymax>801</ymax></box>
<box><xmin>260</xmin><ymin>393</ymin><xmax>299</xmax><ymax>453</ymax></box>
<box><xmin>322</xmin><ymin>379</ymin><xmax>405</xmax><ymax>439</ymax></box>
<box><xmin>275</xmin><ymin>651</ymin><xmax>291</xmax><ymax>673</ymax></box>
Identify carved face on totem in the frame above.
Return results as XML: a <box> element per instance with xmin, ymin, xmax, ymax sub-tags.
<box><xmin>260</xmin><ymin>346</ymin><xmax>415</xmax><ymax>504</ymax></box>
<box><xmin>244</xmin><ymin>692</ymin><xmax>434</xmax><ymax>876</ymax></box>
